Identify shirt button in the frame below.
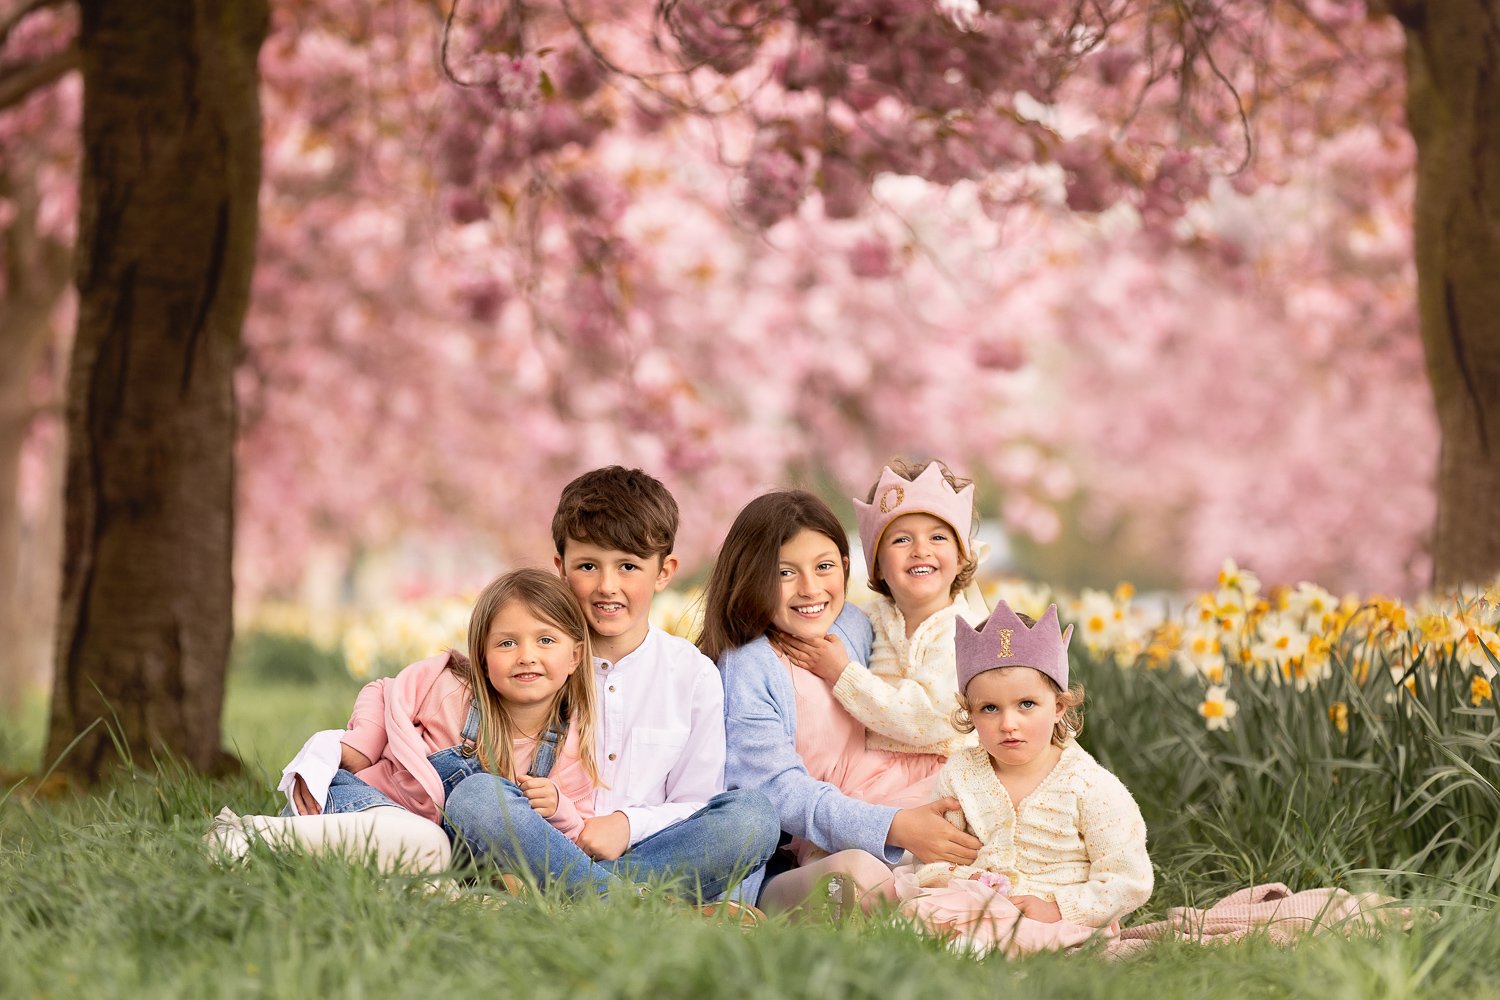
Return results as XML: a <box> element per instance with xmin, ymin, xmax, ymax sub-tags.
<box><xmin>608</xmin><ymin>753</ymin><xmax>617</xmax><ymax>761</ymax></box>
<box><xmin>609</xmin><ymin>685</ymin><xmax>616</xmax><ymax>692</ymax></box>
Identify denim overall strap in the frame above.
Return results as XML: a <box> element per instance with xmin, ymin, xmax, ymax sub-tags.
<box><xmin>527</xmin><ymin>720</ymin><xmax>569</xmax><ymax>779</ymax></box>
<box><xmin>459</xmin><ymin>699</ymin><xmax>481</xmax><ymax>757</ymax></box>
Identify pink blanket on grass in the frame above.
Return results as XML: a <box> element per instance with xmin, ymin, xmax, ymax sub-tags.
<box><xmin>1105</xmin><ymin>882</ymin><xmax>1417</xmax><ymax>957</ymax></box>
<box><xmin>896</xmin><ymin>877</ymin><xmax>1415</xmax><ymax>958</ymax></box>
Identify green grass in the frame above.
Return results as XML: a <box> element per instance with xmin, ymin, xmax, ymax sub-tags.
<box><xmin>2</xmin><ymin>658</ymin><xmax>1498</xmax><ymax>998</ymax></box>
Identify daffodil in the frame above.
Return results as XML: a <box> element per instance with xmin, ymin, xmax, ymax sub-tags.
<box><xmin>1473</xmin><ymin>675</ymin><xmax>1494</xmax><ymax>706</ymax></box>
<box><xmin>1456</xmin><ymin>626</ymin><xmax>1500</xmax><ymax>677</ymax></box>
<box><xmin>1074</xmin><ymin>588</ymin><xmax>1119</xmax><ymax>654</ymax></box>
<box><xmin>1371</xmin><ymin>596</ymin><xmax>1409</xmax><ymax>635</ymax></box>
<box><xmin>1328</xmin><ymin>702</ymin><xmax>1349</xmax><ymax>735</ymax></box>
<box><xmin>1199</xmin><ymin>685</ymin><xmax>1239</xmax><ymax>731</ymax></box>
<box><xmin>1144</xmin><ymin>621</ymin><xmax>1182</xmax><ymax>671</ymax></box>
<box><xmin>1177</xmin><ymin>626</ymin><xmax>1226</xmax><ymax>682</ymax></box>
<box><xmin>1416</xmin><ymin>612</ymin><xmax>1462</xmax><ymax>649</ymax></box>
<box><xmin>1217</xmin><ymin>558</ymin><xmax>1261</xmax><ymax>597</ymax></box>
<box><xmin>1287</xmin><ymin>581</ymin><xmax>1338</xmax><ymax>632</ymax></box>
<box><xmin>1250</xmin><ymin>612</ymin><xmax>1311</xmax><ymax>682</ymax></box>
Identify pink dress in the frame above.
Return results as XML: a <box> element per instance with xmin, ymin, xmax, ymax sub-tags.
<box><xmin>785</xmin><ymin>655</ymin><xmax>943</xmax><ymax>862</ymax></box>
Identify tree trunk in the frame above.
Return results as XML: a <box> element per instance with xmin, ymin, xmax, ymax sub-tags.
<box><xmin>1399</xmin><ymin>2</ymin><xmax>1500</xmax><ymax>590</ymax></box>
<box><xmin>43</xmin><ymin>0</ymin><xmax>268</xmax><ymax>778</ymax></box>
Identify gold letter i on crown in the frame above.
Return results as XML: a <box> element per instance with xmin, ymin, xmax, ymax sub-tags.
<box><xmin>996</xmin><ymin>629</ymin><xmax>1013</xmax><ymax>658</ymax></box>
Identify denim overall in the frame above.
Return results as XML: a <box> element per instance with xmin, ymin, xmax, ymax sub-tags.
<box><xmin>312</xmin><ymin>702</ymin><xmax>566</xmax><ymax>837</ymax></box>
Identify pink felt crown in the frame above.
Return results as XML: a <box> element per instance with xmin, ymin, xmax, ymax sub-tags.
<box><xmin>955</xmin><ymin>601</ymin><xmax>1073</xmax><ymax>694</ymax></box>
<box><xmin>852</xmin><ymin>463</ymin><xmax>975</xmax><ymax>573</ymax></box>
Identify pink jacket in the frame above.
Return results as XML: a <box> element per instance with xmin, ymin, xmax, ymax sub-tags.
<box><xmin>341</xmin><ymin>653</ymin><xmax>596</xmax><ymax>839</ymax></box>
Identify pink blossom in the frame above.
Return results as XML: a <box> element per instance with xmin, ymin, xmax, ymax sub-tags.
<box><xmin>847</xmin><ymin>235</ymin><xmax>896</xmax><ymax>279</ymax></box>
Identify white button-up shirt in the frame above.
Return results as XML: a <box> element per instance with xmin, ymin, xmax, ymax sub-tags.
<box><xmin>592</xmin><ymin>624</ymin><xmax>726</xmax><ymax>844</ymax></box>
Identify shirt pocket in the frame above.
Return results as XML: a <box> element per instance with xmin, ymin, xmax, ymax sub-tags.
<box><xmin>626</xmin><ymin>727</ymin><xmax>689</xmax><ymax>801</ymax></box>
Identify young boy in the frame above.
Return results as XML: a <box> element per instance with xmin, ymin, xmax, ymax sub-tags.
<box><xmin>444</xmin><ymin>466</ymin><xmax>779</xmax><ymax>903</ymax></box>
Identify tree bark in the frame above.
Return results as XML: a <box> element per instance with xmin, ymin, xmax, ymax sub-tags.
<box><xmin>1399</xmin><ymin>2</ymin><xmax>1500</xmax><ymax>590</ymax></box>
<box><xmin>43</xmin><ymin>0</ymin><xmax>268</xmax><ymax>778</ymax></box>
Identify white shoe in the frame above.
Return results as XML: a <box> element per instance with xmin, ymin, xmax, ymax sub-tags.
<box><xmin>203</xmin><ymin>806</ymin><xmax>251</xmax><ymax>864</ymax></box>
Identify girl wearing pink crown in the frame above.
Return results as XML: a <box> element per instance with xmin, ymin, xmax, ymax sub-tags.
<box><xmin>779</xmin><ymin>459</ymin><xmax>983</xmax><ymax>769</ymax></box>
<box><xmin>891</xmin><ymin>601</ymin><xmax>1153</xmax><ymax>954</ymax></box>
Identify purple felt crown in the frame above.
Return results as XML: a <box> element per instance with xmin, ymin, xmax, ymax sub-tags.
<box><xmin>955</xmin><ymin>601</ymin><xmax>1073</xmax><ymax>693</ymax></box>
<box><xmin>852</xmin><ymin>463</ymin><xmax>975</xmax><ymax>573</ymax></box>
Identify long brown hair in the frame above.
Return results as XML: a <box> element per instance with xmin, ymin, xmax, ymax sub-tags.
<box><xmin>449</xmin><ymin>568</ymin><xmax>601</xmax><ymax>785</ymax></box>
<box><xmin>697</xmin><ymin>490</ymin><xmax>849</xmax><ymax>662</ymax></box>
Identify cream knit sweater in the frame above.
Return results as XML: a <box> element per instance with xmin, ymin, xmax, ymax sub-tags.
<box><xmin>831</xmin><ymin>593</ymin><xmax>980</xmax><ymax>757</ymax></box>
<box><xmin>913</xmin><ymin>742</ymin><xmax>1153</xmax><ymax>928</ymax></box>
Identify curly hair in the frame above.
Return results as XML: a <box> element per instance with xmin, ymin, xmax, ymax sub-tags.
<box><xmin>951</xmin><ymin>676</ymin><xmax>1085</xmax><ymax>748</ymax></box>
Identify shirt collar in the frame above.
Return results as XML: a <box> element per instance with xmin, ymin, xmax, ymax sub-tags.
<box><xmin>593</xmin><ymin>622</ymin><xmax>659</xmax><ymax>674</ymax></box>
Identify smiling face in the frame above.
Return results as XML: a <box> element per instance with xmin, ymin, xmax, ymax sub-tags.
<box><xmin>874</xmin><ymin>511</ymin><xmax>962</xmax><ymax>623</ymax></box>
<box><xmin>483</xmin><ymin>599</ymin><xmax>584</xmax><ymax>709</ymax></box>
<box><xmin>964</xmin><ymin>666</ymin><xmax>1066</xmax><ymax>775</ymax></box>
<box><xmin>556</xmin><ymin>539</ymin><xmax>677</xmax><ymax>661</ymax></box>
<box><xmin>771</xmin><ymin>528</ymin><xmax>848</xmax><ymax>640</ymax></box>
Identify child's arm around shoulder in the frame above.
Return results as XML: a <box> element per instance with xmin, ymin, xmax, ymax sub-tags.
<box><xmin>832</xmin><ymin>600</ymin><xmax>963</xmax><ymax>749</ymax></box>
<box><xmin>1052</xmin><ymin>757</ymin><xmax>1154</xmax><ymax>927</ymax></box>
<box><xmin>829</xmin><ymin>600</ymin><xmax>875</xmax><ymax>667</ymax></box>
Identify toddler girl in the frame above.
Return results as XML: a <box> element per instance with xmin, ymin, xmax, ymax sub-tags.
<box><xmin>207</xmin><ymin>568</ymin><xmax>600</xmax><ymax>875</ymax></box>
<box><xmin>892</xmin><ymin>601</ymin><xmax>1153</xmax><ymax>954</ymax></box>
<box><xmin>781</xmin><ymin>459</ymin><xmax>982</xmax><ymax>760</ymax></box>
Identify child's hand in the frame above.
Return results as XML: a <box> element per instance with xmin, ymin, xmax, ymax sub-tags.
<box><xmin>339</xmin><ymin>743</ymin><xmax>373</xmax><ymax>773</ymax></box>
<box><xmin>577</xmin><ymin>811</ymin><xmax>631</xmax><ymax>860</ymax></box>
<box><xmin>1010</xmin><ymin>895</ymin><xmax>1063</xmax><ymax>923</ymax></box>
<box><xmin>292</xmin><ymin>775</ymin><xmax>322</xmax><ymax>815</ymax></box>
<box><xmin>772</xmin><ymin>632</ymin><xmax>850</xmax><ymax>684</ymax></box>
<box><xmin>519</xmin><ymin>775</ymin><xmax>559</xmax><ymax>818</ymax></box>
<box><xmin>889</xmin><ymin>797</ymin><xmax>982</xmax><ymax>864</ymax></box>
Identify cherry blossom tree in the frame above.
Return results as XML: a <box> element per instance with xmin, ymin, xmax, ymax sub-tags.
<box><xmin>0</xmin><ymin>0</ymin><xmax>1473</xmax><ymax>776</ymax></box>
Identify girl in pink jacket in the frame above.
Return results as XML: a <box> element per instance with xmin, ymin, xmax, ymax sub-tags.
<box><xmin>207</xmin><ymin>569</ymin><xmax>601</xmax><ymax>874</ymax></box>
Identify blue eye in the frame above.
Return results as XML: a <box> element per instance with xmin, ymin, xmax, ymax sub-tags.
<box><xmin>978</xmin><ymin>704</ymin><xmax>998</xmax><ymax>714</ymax></box>
<box><xmin>1020</xmin><ymin>699</ymin><xmax>1036</xmax><ymax>710</ymax></box>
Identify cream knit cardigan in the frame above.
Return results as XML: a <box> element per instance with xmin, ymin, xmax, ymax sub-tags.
<box><xmin>831</xmin><ymin>593</ymin><xmax>980</xmax><ymax>757</ymax></box>
<box><xmin>913</xmin><ymin>742</ymin><xmax>1154</xmax><ymax>928</ymax></box>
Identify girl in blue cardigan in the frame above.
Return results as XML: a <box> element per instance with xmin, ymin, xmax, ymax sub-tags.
<box><xmin>698</xmin><ymin>490</ymin><xmax>981</xmax><ymax>914</ymax></box>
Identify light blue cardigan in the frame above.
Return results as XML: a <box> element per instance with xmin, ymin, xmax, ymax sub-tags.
<box><xmin>719</xmin><ymin>602</ymin><xmax>904</xmax><ymax>900</ymax></box>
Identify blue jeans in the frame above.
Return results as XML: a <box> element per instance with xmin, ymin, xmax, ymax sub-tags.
<box><xmin>284</xmin><ymin>745</ymin><xmax>484</xmax><ymax>827</ymax></box>
<box><xmin>443</xmin><ymin>777</ymin><xmax>779</xmax><ymax>901</ymax></box>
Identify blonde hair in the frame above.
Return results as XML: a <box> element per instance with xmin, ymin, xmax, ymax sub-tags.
<box><xmin>952</xmin><ymin>671</ymin><xmax>1085</xmax><ymax>749</ymax></box>
<box><xmin>863</xmin><ymin>457</ymin><xmax>979</xmax><ymax>599</ymax></box>
<box><xmin>449</xmin><ymin>568</ymin><xmax>601</xmax><ymax>786</ymax></box>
